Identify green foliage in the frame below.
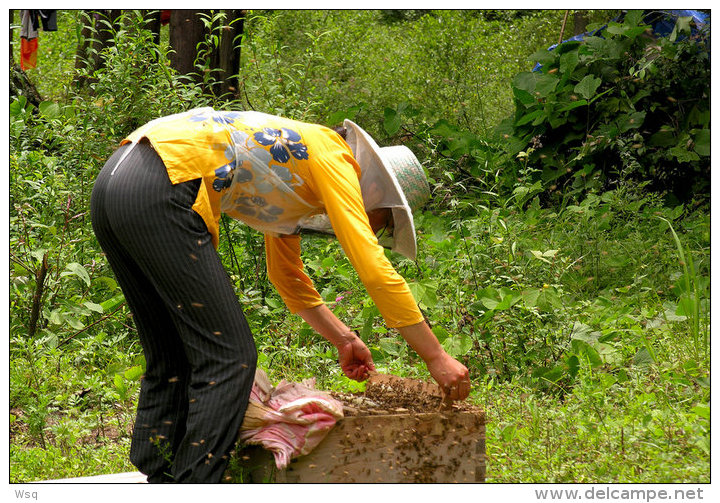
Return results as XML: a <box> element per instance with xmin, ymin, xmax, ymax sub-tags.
<box><xmin>495</xmin><ymin>10</ymin><xmax>710</xmax><ymax>204</ymax></box>
<box><xmin>72</xmin><ymin>10</ymin><xmax>207</xmax><ymax>136</ymax></box>
<box><xmin>238</xmin><ymin>10</ymin><xmax>566</xmax><ymax>132</ymax></box>
<box><xmin>9</xmin><ymin>8</ymin><xmax>710</xmax><ymax>484</ymax></box>
<box><xmin>10</xmin><ymin>11</ymin><xmax>80</xmax><ymax>101</ymax></box>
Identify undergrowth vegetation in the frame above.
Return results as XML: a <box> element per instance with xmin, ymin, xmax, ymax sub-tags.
<box><xmin>9</xmin><ymin>10</ymin><xmax>709</xmax><ymax>483</ymax></box>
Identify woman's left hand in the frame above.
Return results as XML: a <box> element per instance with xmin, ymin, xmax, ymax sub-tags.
<box><xmin>336</xmin><ymin>332</ymin><xmax>376</xmax><ymax>381</ymax></box>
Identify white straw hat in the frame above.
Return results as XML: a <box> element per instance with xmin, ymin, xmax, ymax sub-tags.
<box><xmin>342</xmin><ymin>119</ymin><xmax>430</xmax><ymax>260</ymax></box>
<box><xmin>296</xmin><ymin>120</ymin><xmax>430</xmax><ymax>259</ymax></box>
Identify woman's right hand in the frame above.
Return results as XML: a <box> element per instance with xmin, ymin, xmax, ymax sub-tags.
<box><xmin>395</xmin><ymin>321</ymin><xmax>471</xmax><ymax>401</ymax></box>
<box><xmin>425</xmin><ymin>350</ymin><xmax>471</xmax><ymax>401</ymax></box>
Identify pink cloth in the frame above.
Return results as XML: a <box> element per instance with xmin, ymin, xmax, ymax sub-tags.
<box><xmin>239</xmin><ymin>370</ymin><xmax>344</xmax><ymax>469</ymax></box>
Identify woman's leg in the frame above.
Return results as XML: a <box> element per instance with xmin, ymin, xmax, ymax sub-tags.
<box><xmin>91</xmin><ymin>145</ymin><xmax>191</xmax><ymax>482</ymax></box>
<box><xmin>92</xmin><ymin>142</ymin><xmax>257</xmax><ymax>482</ymax></box>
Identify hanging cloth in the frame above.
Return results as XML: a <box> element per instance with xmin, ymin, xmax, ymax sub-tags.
<box><xmin>20</xmin><ymin>10</ymin><xmax>38</xmax><ymax>70</ymax></box>
<box><xmin>19</xmin><ymin>10</ymin><xmax>57</xmax><ymax>70</ymax></box>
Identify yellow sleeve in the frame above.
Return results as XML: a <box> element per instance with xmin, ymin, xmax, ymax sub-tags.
<box><xmin>307</xmin><ymin>131</ymin><xmax>424</xmax><ymax>328</ymax></box>
<box><xmin>265</xmin><ymin>234</ymin><xmax>324</xmax><ymax>313</ymax></box>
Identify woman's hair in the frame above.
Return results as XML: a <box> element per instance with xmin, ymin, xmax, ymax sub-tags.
<box><xmin>332</xmin><ymin>125</ymin><xmax>348</xmax><ymax>139</ymax></box>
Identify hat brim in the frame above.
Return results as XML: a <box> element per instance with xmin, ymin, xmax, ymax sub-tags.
<box><xmin>343</xmin><ymin>120</ymin><xmax>418</xmax><ymax>260</ymax></box>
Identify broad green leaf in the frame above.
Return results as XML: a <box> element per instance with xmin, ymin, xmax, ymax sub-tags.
<box><xmin>383</xmin><ymin>107</ymin><xmax>402</xmax><ymax>135</ymax></box>
<box><xmin>669</xmin><ymin>145</ymin><xmax>700</xmax><ymax>163</ymax></box>
<box><xmin>429</xmin><ymin>218</ymin><xmax>448</xmax><ymax>242</ymax></box>
<box><xmin>48</xmin><ymin>309</ymin><xmax>64</xmax><ymax>325</ymax></box>
<box><xmin>675</xmin><ymin>293</ymin><xmax>697</xmax><ymax>317</ymax></box>
<box><xmin>696</xmin><ymin>436</ymin><xmax>710</xmax><ymax>455</ymax></box>
<box><xmin>529</xmin><ymin>48</ymin><xmax>556</xmax><ymax>68</ymax></box>
<box><xmin>533</xmin><ymin>365</ymin><xmax>565</xmax><ymax>382</ymax></box>
<box><xmin>408</xmin><ymin>281</ymin><xmax>437</xmax><ymax>309</ymax></box>
<box><xmin>513</xmin><ymin>87</ymin><xmax>536</xmax><ymax>107</ymax></box>
<box><xmin>515</xmin><ymin>109</ymin><xmax>544</xmax><ymax>127</ymax></box>
<box><xmin>442</xmin><ymin>333</ymin><xmax>473</xmax><ymax>357</ymax></box>
<box><xmin>691</xmin><ymin>404</ymin><xmax>710</xmax><ymax>420</ymax></box>
<box><xmin>662</xmin><ymin>304</ymin><xmax>687</xmax><ymax>322</ymax></box>
<box><xmin>633</xmin><ymin>346</ymin><xmax>654</xmax><ymax>367</ymax></box>
<box><xmin>432</xmin><ymin>326</ymin><xmax>450</xmax><ymax>343</ymax></box>
<box><xmin>30</xmin><ymin>248</ymin><xmax>48</xmax><ymax>262</ymax></box>
<box><xmin>495</xmin><ymin>289</ymin><xmax>521</xmax><ymax>311</ymax></box>
<box><xmin>574</xmin><ymin>75</ymin><xmax>602</xmax><ymax>100</ymax></box>
<box><xmin>513</xmin><ymin>72</ymin><xmax>538</xmax><ymax>93</ymax></box>
<box><xmin>649</xmin><ymin>129</ymin><xmax>676</xmax><ymax>147</ymax></box>
<box><xmin>430</xmin><ymin>119</ymin><xmax>457</xmax><ymax>138</ymax></box>
<box><xmin>500</xmin><ymin>424</ymin><xmax>517</xmax><ymax>442</ymax></box>
<box><xmin>124</xmin><ymin>365</ymin><xmax>144</xmax><ymax>381</ymax></box>
<box><xmin>533</xmin><ymin>74</ymin><xmax>559</xmax><ymax>98</ymax></box>
<box><xmin>93</xmin><ymin>275</ymin><xmax>118</xmax><ymax>290</ymax></box>
<box><xmin>67</xmin><ymin>317</ymin><xmax>84</xmax><ymax>330</ymax></box>
<box><xmin>558</xmin><ymin>99</ymin><xmax>588</xmax><ymax>112</ymax></box>
<box><xmin>39</xmin><ymin>101</ymin><xmax>61</xmax><ymax>120</ymax></box>
<box><xmin>378</xmin><ymin>337</ymin><xmax>402</xmax><ymax>356</ymax></box>
<box><xmin>63</xmin><ymin>262</ymin><xmax>91</xmax><ymax>286</ymax></box>
<box><xmin>266</xmin><ymin>296</ymin><xmax>283</xmax><ymax>309</ymax></box>
<box><xmin>83</xmin><ymin>301</ymin><xmax>104</xmax><ymax>314</ymax></box>
<box><xmin>670</xmin><ymin>16</ymin><xmax>693</xmax><ymax>42</ymax></box>
<box><xmin>521</xmin><ymin>288</ymin><xmax>541</xmax><ymax>308</ymax></box>
<box><xmin>616</xmin><ymin>111</ymin><xmax>645</xmax><ymax>133</ymax></box>
<box><xmin>571</xmin><ymin>339</ymin><xmax>602</xmax><ymax>367</ymax></box>
<box><xmin>559</xmin><ymin>51</ymin><xmax>579</xmax><ymax>76</ymax></box>
<box><xmin>480</xmin><ymin>296</ymin><xmax>499</xmax><ymax>310</ymax></box>
<box><xmin>692</xmin><ymin>129</ymin><xmax>710</xmax><ymax>156</ymax></box>
<box><xmin>530</xmin><ymin>250</ymin><xmax>551</xmax><ymax>263</ymax></box>
<box><xmin>100</xmin><ymin>293</ymin><xmax>125</xmax><ymax>312</ymax></box>
<box><xmin>113</xmin><ymin>373</ymin><xmax>125</xmax><ymax>389</ymax></box>
<box><xmin>624</xmin><ymin>9</ymin><xmax>644</xmax><ymax>27</ymax></box>
<box><xmin>566</xmin><ymin>355</ymin><xmax>579</xmax><ymax>378</ymax></box>
<box><xmin>570</xmin><ymin>323</ymin><xmax>600</xmax><ymax>343</ymax></box>
<box><xmin>597</xmin><ymin>343</ymin><xmax>622</xmax><ymax>366</ymax></box>
<box><xmin>10</xmin><ymin>96</ymin><xmax>28</xmax><ymax>117</ymax></box>
<box><xmin>555</xmin><ymin>40</ymin><xmax>581</xmax><ymax>55</ymax></box>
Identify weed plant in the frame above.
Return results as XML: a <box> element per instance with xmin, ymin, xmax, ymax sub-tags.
<box><xmin>9</xmin><ymin>9</ymin><xmax>709</xmax><ymax>483</ymax></box>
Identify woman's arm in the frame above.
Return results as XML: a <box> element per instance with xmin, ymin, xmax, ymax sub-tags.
<box><xmin>296</xmin><ymin>304</ymin><xmax>469</xmax><ymax>400</ymax></box>
<box><xmin>296</xmin><ymin>304</ymin><xmax>375</xmax><ymax>381</ymax></box>
<box><xmin>396</xmin><ymin>321</ymin><xmax>470</xmax><ymax>401</ymax></box>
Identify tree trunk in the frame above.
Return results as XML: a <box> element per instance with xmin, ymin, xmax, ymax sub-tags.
<box><xmin>169</xmin><ymin>10</ymin><xmax>209</xmax><ymax>83</ymax></box>
<box><xmin>573</xmin><ymin>11</ymin><xmax>589</xmax><ymax>36</ymax></box>
<box><xmin>10</xmin><ymin>9</ymin><xmax>15</xmax><ymax>63</ymax></box>
<box><xmin>143</xmin><ymin>9</ymin><xmax>163</xmax><ymax>47</ymax></box>
<box><xmin>73</xmin><ymin>10</ymin><xmax>123</xmax><ymax>90</ymax></box>
<box><xmin>212</xmin><ymin>10</ymin><xmax>245</xmax><ymax>100</ymax></box>
<box><xmin>10</xmin><ymin>62</ymin><xmax>43</xmax><ymax>107</ymax></box>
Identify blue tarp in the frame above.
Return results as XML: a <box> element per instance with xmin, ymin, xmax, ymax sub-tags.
<box><xmin>533</xmin><ymin>10</ymin><xmax>709</xmax><ymax>72</ymax></box>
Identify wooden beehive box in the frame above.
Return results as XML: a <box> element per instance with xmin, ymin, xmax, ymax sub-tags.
<box><xmin>227</xmin><ymin>400</ymin><xmax>485</xmax><ymax>483</ymax></box>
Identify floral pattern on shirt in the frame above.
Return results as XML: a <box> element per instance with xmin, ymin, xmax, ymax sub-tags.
<box><xmin>253</xmin><ymin>127</ymin><xmax>309</xmax><ymax>163</ymax></box>
<box><xmin>200</xmin><ymin>111</ymin><xmax>310</xmax><ymax>228</ymax></box>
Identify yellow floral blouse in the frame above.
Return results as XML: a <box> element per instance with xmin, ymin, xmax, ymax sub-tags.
<box><xmin>122</xmin><ymin>108</ymin><xmax>423</xmax><ymax>328</ymax></box>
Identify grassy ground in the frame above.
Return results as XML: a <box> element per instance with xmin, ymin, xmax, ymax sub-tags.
<box><xmin>10</xmin><ymin>195</ymin><xmax>710</xmax><ymax>483</ymax></box>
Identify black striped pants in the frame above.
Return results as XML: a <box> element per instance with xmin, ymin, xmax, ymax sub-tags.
<box><xmin>90</xmin><ymin>141</ymin><xmax>257</xmax><ymax>483</ymax></box>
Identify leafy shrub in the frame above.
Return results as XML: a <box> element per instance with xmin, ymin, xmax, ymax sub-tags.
<box><xmin>495</xmin><ymin>10</ymin><xmax>710</xmax><ymax>205</ymax></box>
<box><xmin>239</xmin><ymin>10</ymin><xmax>567</xmax><ymax>134</ymax></box>
<box><xmin>72</xmin><ymin>10</ymin><xmax>208</xmax><ymax>137</ymax></box>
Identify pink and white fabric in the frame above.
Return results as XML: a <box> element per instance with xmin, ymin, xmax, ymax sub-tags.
<box><xmin>239</xmin><ymin>369</ymin><xmax>344</xmax><ymax>469</ymax></box>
